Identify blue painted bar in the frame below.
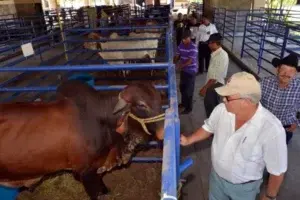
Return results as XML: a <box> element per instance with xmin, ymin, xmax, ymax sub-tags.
<box><xmin>132</xmin><ymin>157</ymin><xmax>162</xmax><ymax>162</ymax></box>
<box><xmin>65</xmin><ymin>25</ymin><xmax>168</xmax><ymax>32</ymax></box>
<box><xmin>94</xmin><ymin>17</ymin><xmax>169</xmax><ymax>22</ymax></box>
<box><xmin>0</xmin><ymin>85</ymin><xmax>168</xmax><ymax>92</ymax></box>
<box><xmin>0</xmin><ymin>63</ymin><xmax>169</xmax><ymax>72</ymax></box>
<box><xmin>1</xmin><ymin>72</ymin><xmax>53</xmax><ymax>102</ymax></box>
<box><xmin>28</xmin><ymin>72</ymin><xmax>75</xmax><ymax>102</ymax></box>
<box><xmin>67</xmin><ymin>58</ymin><xmax>166</xmax><ymax>64</ymax></box>
<box><xmin>160</xmin><ymin>17</ymin><xmax>189</xmax><ymax>199</ymax></box>
<box><xmin>68</xmin><ymin>47</ymin><xmax>163</xmax><ymax>53</ymax></box>
<box><xmin>66</xmin><ymin>37</ymin><xmax>165</xmax><ymax>43</ymax></box>
<box><xmin>2</xmin><ymin>41</ymin><xmax>66</xmax><ymax>68</ymax></box>
<box><xmin>161</xmin><ymin>109</ymin><xmax>177</xmax><ymax>200</ymax></box>
<box><xmin>0</xmin><ymin>30</ymin><xmax>61</xmax><ymax>54</ymax></box>
<box><xmin>179</xmin><ymin>158</ymin><xmax>194</xmax><ymax>174</ymax></box>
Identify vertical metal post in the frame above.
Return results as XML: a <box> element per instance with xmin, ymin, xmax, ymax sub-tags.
<box><xmin>54</xmin><ymin>0</ymin><xmax>69</xmax><ymax>62</ymax></box>
<box><xmin>257</xmin><ymin>18</ymin><xmax>268</xmax><ymax>74</ymax></box>
<box><xmin>232</xmin><ymin>11</ymin><xmax>238</xmax><ymax>51</ymax></box>
<box><xmin>5</xmin><ymin>19</ymin><xmax>10</xmax><ymax>41</ymax></box>
<box><xmin>31</xmin><ymin>20</ymin><xmax>37</xmax><ymax>38</ymax></box>
<box><xmin>212</xmin><ymin>7</ymin><xmax>216</xmax><ymax>24</ymax></box>
<box><xmin>240</xmin><ymin>13</ymin><xmax>248</xmax><ymax>58</ymax></box>
<box><xmin>280</xmin><ymin>26</ymin><xmax>289</xmax><ymax>59</ymax></box>
<box><xmin>222</xmin><ymin>9</ymin><xmax>227</xmax><ymax>38</ymax></box>
<box><xmin>70</xmin><ymin>10</ymin><xmax>73</xmax><ymax>28</ymax></box>
<box><xmin>169</xmin><ymin>19</ymin><xmax>180</xmax><ymax>184</ymax></box>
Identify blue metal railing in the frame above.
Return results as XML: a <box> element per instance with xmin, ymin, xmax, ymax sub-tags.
<box><xmin>240</xmin><ymin>11</ymin><xmax>300</xmax><ymax>75</ymax></box>
<box><xmin>0</xmin><ymin>11</ymin><xmax>192</xmax><ymax>199</ymax></box>
<box><xmin>161</xmin><ymin>17</ymin><xmax>193</xmax><ymax>200</ymax></box>
<box><xmin>0</xmin><ymin>9</ymin><xmax>88</xmax><ymax>48</ymax></box>
<box><xmin>214</xmin><ymin>7</ymin><xmax>300</xmax><ymax>76</ymax></box>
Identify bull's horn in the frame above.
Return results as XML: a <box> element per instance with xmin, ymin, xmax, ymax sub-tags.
<box><xmin>113</xmin><ymin>95</ymin><xmax>128</xmax><ymax>114</ymax></box>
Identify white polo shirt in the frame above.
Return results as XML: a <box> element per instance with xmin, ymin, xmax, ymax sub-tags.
<box><xmin>206</xmin><ymin>47</ymin><xmax>229</xmax><ymax>84</ymax></box>
<box><xmin>190</xmin><ymin>26</ymin><xmax>198</xmax><ymax>40</ymax></box>
<box><xmin>196</xmin><ymin>23</ymin><xmax>218</xmax><ymax>44</ymax></box>
<box><xmin>202</xmin><ymin>103</ymin><xmax>287</xmax><ymax>184</ymax></box>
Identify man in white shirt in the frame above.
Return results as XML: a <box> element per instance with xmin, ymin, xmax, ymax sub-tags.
<box><xmin>201</xmin><ymin>33</ymin><xmax>229</xmax><ymax>117</ymax></box>
<box><xmin>186</xmin><ymin>16</ymin><xmax>200</xmax><ymax>43</ymax></box>
<box><xmin>181</xmin><ymin>72</ymin><xmax>287</xmax><ymax>200</ymax></box>
<box><xmin>196</xmin><ymin>15</ymin><xmax>218</xmax><ymax>74</ymax></box>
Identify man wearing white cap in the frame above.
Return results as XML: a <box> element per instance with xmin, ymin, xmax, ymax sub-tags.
<box><xmin>180</xmin><ymin>72</ymin><xmax>287</xmax><ymax>200</ymax></box>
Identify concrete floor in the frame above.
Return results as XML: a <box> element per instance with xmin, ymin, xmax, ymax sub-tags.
<box><xmin>178</xmin><ymin>60</ymin><xmax>300</xmax><ymax>200</ymax></box>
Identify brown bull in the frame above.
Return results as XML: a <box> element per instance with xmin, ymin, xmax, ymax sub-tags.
<box><xmin>0</xmin><ymin>80</ymin><xmax>165</xmax><ymax>200</ymax></box>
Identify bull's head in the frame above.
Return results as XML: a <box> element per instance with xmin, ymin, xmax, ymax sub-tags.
<box><xmin>113</xmin><ymin>82</ymin><xmax>165</xmax><ymax>140</ymax></box>
<box><xmin>83</xmin><ymin>32</ymin><xmax>102</xmax><ymax>50</ymax></box>
<box><xmin>145</xmin><ymin>20</ymin><xmax>159</xmax><ymax>33</ymax></box>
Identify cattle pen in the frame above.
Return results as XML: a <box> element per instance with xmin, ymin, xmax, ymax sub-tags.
<box><xmin>0</xmin><ymin>5</ymin><xmax>193</xmax><ymax>200</ymax></box>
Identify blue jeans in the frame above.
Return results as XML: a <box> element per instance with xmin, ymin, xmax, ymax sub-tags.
<box><xmin>283</xmin><ymin>125</ymin><xmax>293</xmax><ymax>144</ymax></box>
<box><xmin>179</xmin><ymin>71</ymin><xmax>196</xmax><ymax>111</ymax></box>
<box><xmin>209</xmin><ymin>169</ymin><xmax>263</xmax><ymax>200</ymax></box>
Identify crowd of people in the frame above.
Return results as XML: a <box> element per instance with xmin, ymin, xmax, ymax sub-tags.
<box><xmin>173</xmin><ymin>11</ymin><xmax>300</xmax><ymax>200</ymax></box>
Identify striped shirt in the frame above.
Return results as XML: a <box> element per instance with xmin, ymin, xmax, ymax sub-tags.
<box><xmin>260</xmin><ymin>76</ymin><xmax>300</xmax><ymax>127</ymax></box>
<box><xmin>176</xmin><ymin>41</ymin><xmax>198</xmax><ymax>75</ymax></box>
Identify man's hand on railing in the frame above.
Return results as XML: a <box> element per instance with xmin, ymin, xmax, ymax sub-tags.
<box><xmin>180</xmin><ymin>134</ymin><xmax>191</xmax><ymax>146</ymax></box>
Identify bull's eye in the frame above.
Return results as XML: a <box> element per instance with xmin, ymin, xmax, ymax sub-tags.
<box><xmin>137</xmin><ymin>101</ymin><xmax>148</xmax><ymax>110</ymax></box>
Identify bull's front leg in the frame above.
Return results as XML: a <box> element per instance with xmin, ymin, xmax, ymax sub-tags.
<box><xmin>96</xmin><ymin>133</ymin><xmax>125</xmax><ymax>174</ymax></box>
<box><xmin>96</xmin><ymin>146</ymin><xmax>123</xmax><ymax>174</ymax></box>
<box><xmin>80</xmin><ymin>169</ymin><xmax>109</xmax><ymax>200</ymax></box>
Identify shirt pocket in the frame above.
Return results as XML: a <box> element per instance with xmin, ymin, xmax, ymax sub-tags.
<box><xmin>240</xmin><ymin>142</ymin><xmax>263</xmax><ymax>162</ymax></box>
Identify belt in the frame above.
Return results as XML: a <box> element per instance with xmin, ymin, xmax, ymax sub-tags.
<box><xmin>283</xmin><ymin>124</ymin><xmax>291</xmax><ymax>129</ymax></box>
<box><xmin>241</xmin><ymin>180</ymin><xmax>257</xmax><ymax>184</ymax></box>
<box><xmin>222</xmin><ymin>176</ymin><xmax>257</xmax><ymax>185</ymax></box>
<box><xmin>215</xmin><ymin>170</ymin><xmax>259</xmax><ymax>185</ymax></box>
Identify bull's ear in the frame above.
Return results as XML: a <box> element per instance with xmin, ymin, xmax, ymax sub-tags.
<box><xmin>113</xmin><ymin>98</ymin><xmax>128</xmax><ymax>115</ymax></box>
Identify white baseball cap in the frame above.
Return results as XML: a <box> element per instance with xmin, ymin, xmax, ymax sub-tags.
<box><xmin>215</xmin><ymin>72</ymin><xmax>261</xmax><ymax>103</ymax></box>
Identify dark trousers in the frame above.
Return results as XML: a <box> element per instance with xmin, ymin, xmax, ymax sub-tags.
<box><xmin>180</xmin><ymin>71</ymin><xmax>196</xmax><ymax>111</ymax></box>
<box><xmin>283</xmin><ymin>125</ymin><xmax>293</xmax><ymax>144</ymax></box>
<box><xmin>204</xmin><ymin>82</ymin><xmax>223</xmax><ymax>118</ymax></box>
<box><xmin>176</xmin><ymin>35</ymin><xmax>181</xmax><ymax>46</ymax></box>
<box><xmin>198</xmin><ymin>42</ymin><xmax>211</xmax><ymax>73</ymax></box>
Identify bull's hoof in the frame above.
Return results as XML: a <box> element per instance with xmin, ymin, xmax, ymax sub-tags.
<box><xmin>97</xmin><ymin>167</ymin><xmax>107</xmax><ymax>174</ymax></box>
<box><xmin>122</xmin><ymin>153</ymin><xmax>132</xmax><ymax>165</ymax></box>
<box><xmin>97</xmin><ymin>157</ymin><xmax>120</xmax><ymax>174</ymax></box>
<box><xmin>95</xmin><ymin>187</ymin><xmax>110</xmax><ymax>200</ymax></box>
<box><xmin>117</xmin><ymin>156</ymin><xmax>123</xmax><ymax>166</ymax></box>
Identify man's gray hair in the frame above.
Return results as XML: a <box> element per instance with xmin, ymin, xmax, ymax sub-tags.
<box><xmin>240</xmin><ymin>93</ymin><xmax>261</xmax><ymax>104</ymax></box>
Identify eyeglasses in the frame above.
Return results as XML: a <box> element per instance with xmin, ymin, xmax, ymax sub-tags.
<box><xmin>223</xmin><ymin>96</ymin><xmax>242</xmax><ymax>102</ymax></box>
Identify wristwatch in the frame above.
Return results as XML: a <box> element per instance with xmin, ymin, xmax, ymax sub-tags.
<box><xmin>266</xmin><ymin>194</ymin><xmax>277</xmax><ymax>200</ymax></box>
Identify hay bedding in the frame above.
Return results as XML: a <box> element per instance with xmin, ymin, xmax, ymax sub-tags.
<box><xmin>17</xmin><ymin>148</ymin><xmax>162</xmax><ymax>200</ymax></box>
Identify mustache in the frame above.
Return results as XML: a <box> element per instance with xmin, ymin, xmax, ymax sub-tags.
<box><xmin>279</xmin><ymin>75</ymin><xmax>292</xmax><ymax>79</ymax></box>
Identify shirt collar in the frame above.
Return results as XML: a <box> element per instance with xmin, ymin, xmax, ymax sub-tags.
<box><xmin>244</xmin><ymin>103</ymin><xmax>264</xmax><ymax>128</ymax></box>
<box><xmin>211</xmin><ymin>47</ymin><xmax>222</xmax><ymax>58</ymax></box>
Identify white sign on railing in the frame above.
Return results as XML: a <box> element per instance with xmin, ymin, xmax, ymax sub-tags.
<box><xmin>21</xmin><ymin>43</ymin><xmax>35</xmax><ymax>57</ymax></box>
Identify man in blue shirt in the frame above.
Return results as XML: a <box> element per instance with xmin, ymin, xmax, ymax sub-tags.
<box><xmin>261</xmin><ymin>53</ymin><xmax>300</xmax><ymax>144</ymax></box>
<box><xmin>174</xmin><ymin>29</ymin><xmax>198</xmax><ymax>114</ymax></box>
